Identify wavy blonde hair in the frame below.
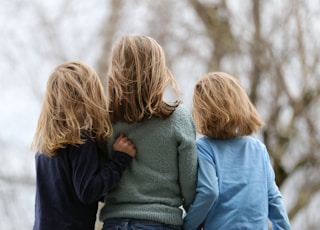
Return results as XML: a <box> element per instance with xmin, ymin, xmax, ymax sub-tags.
<box><xmin>107</xmin><ymin>35</ymin><xmax>180</xmax><ymax>123</ymax></box>
<box><xmin>31</xmin><ymin>61</ymin><xmax>112</xmax><ymax>156</ymax></box>
<box><xmin>192</xmin><ymin>72</ymin><xmax>263</xmax><ymax>139</ymax></box>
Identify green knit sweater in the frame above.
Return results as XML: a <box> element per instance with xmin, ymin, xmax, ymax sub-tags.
<box><xmin>99</xmin><ymin>105</ymin><xmax>198</xmax><ymax>226</ymax></box>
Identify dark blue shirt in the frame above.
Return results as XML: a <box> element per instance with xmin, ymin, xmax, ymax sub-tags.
<box><xmin>33</xmin><ymin>138</ymin><xmax>132</xmax><ymax>230</ymax></box>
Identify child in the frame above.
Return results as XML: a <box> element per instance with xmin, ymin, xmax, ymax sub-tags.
<box><xmin>99</xmin><ymin>35</ymin><xmax>198</xmax><ymax>230</ymax></box>
<box><xmin>31</xmin><ymin>61</ymin><xmax>136</xmax><ymax>230</ymax></box>
<box><xmin>183</xmin><ymin>72</ymin><xmax>291</xmax><ymax>229</ymax></box>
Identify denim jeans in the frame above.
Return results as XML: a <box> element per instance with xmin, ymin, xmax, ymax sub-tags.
<box><xmin>102</xmin><ymin>218</ymin><xmax>182</xmax><ymax>230</ymax></box>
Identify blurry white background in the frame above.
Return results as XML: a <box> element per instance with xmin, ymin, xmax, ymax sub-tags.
<box><xmin>1</xmin><ymin>0</ymin><xmax>320</xmax><ymax>229</ymax></box>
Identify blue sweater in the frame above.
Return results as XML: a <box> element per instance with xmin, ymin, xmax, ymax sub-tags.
<box><xmin>33</xmin><ymin>138</ymin><xmax>132</xmax><ymax>230</ymax></box>
<box><xmin>183</xmin><ymin>136</ymin><xmax>291</xmax><ymax>230</ymax></box>
<box><xmin>100</xmin><ymin>105</ymin><xmax>198</xmax><ymax>226</ymax></box>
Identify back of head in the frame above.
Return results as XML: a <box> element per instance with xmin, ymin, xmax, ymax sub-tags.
<box><xmin>31</xmin><ymin>61</ymin><xmax>112</xmax><ymax>156</ymax></box>
<box><xmin>107</xmin><ymin>35</ymin><xmax>180</xmax><ymax>123</ymax></box>
<box><xmin>192</xmin><ymin>72</ymin><xmax>263</xmax><ymax>139</ymax></box>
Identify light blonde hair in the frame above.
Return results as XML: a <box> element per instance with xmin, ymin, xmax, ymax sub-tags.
<box><xmin>192</xmin><ymin>72</ymin><xmax>263</xmax><ymax>139</ymax></box>
<box><xmin>31</xmin><ymin>61</ymin><xmax>112</xmax><ymax>156</ymax></box>
<box><xmin>107</xmin><ymin>35</ymin><xmax>180</xmax><ymax>123</ymax></box>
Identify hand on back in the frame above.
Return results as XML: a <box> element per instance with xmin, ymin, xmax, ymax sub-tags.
<box><xmin>113</xmin><ymin>134</ymin><xmax>136</xmax><ymax>157</ymax></box>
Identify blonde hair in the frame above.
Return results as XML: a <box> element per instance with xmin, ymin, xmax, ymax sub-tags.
<box><xmin>192</xmin><ymin>72</ymin><xmax>263</xmax><ymax>139</ymax></box>
<box><xmin>107</xmin><ymin>35</ymin><xmax>180</xmax><ymax>123</ymax></box>
<box><xmin>31</xmin><ymin>61</ymin><xmax>112</xmax><ymax>156</ymax></box>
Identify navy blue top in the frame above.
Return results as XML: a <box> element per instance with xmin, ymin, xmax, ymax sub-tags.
<box><xmin>33</xmin><ymin>137</ymin><xmax>132</xmax><ymax>230</ymax></box>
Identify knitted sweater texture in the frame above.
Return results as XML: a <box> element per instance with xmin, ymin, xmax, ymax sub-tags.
<box><xmin>100</xmin><ymin>105</ymin><xmax>198</xmax><ymax>226</ymax></box>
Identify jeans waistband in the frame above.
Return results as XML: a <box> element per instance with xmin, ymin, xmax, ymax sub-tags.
<box><xmin>104</xmin><ymin>218</ymin><xmax>180</xmax><ymax>227</ymax></box>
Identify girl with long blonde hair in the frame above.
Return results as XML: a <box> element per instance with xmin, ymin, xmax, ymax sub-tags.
<box><xmin>100</xmin><ymin>35</ymin><xmax>198</xmax><ymax>230</ymax></box>
<box><xmin>31</xmin><ymin>61</ymin><xmax>136</xmax><ymax>230</ymax></box>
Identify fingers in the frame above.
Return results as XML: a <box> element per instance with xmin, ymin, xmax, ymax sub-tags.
<box><xmin>114</xmin><ymin>133</ymin><xmax>124</xmax><ymax>145</ymax></box>
<box><xmin>115</xmin><ymin>134</ymin><xmax>131</xmax><ymax>145</ymax></box>
<box><xmin>113</xmin><ymin>134</ymin><xmax>136</xmax><ymax>157</ymax></box>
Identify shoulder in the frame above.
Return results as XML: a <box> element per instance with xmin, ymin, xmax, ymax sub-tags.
<box><xmin>196</xmin><ymin>136</ymin><xmax>208</xmax><ymax>146</ymax></box>
<box><xmin>196</xmin><ymin>137</ymin><xmax>213</xmax><ymax>151</ymax></box>
<box><xmin>172</xmin><ymin>104</ymin><xmax>191</xmax><ymax>117</ymax></box>
<box><xmin>197</xmin><ymin>136</ymin><xmax>222</xmax><ymax>148</ymax></box>
<box><xmin>68</xmin><ymin>137</ymin><xmax>99</xmax><ymax>162</ymax></box>
<box><xmin>196</xmin><ymin>136</ymin><xmax>215</xmax><ymax>151</ymax></box>
<box><xmin>73</xmin><ymin>137</ymin><xmax>97</xmax><ymax>152</ymax></box>
<box><xmin>171</xmin><ymin>104</ymin><xmax>193</xmax><ymax>124</ymax></box>
<box><xmin>242</xmin><ymin>136</ymin><xmax>270</xmax><ymax>162</ymax></box>
<box><xmin>171</xmin><ymin>104</ymin><xmax>195</xmax><ymax>132</ymax></box>
<box><xmin>244</xmin><ymin>136</ymin><xmax>267</xmax><ymax>150</ymax></box>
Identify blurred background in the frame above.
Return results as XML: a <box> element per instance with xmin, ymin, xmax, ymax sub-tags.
<box><xmin>1</xmin><ymin>0</ymin><xmax>319</xmax><ymax>229</ymax></box>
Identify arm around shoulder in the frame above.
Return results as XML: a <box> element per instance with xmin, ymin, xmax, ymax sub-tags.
<box><xmin>183</xmin><ymin>138</ymin><xmax>218</xmax><ymax>230</ymax></box>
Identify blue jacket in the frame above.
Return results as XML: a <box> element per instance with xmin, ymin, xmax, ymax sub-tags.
<box><xmin>183</xmin><ymin>136</ymin><xmax>291</xmax><ymax>230</ymax></box>
<box><xmin>33</xmin><ymin>137</ymin><xmax>132</xmax><ymax>230</ymax></box>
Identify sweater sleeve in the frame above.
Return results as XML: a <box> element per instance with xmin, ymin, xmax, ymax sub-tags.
<box><xmin>176</xmin><ymin>106</ymin><xmax>198</xmax><ymax>211</ymax></box>
<box><xmin>265</xmin><ymin>148</ymin><xmax>291</xmax><ymax>230</ymax></box>
<box><xmin>71</xmin><ymin>138</ymin><xmax>132</xmax><ymax>204</ymax></box>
